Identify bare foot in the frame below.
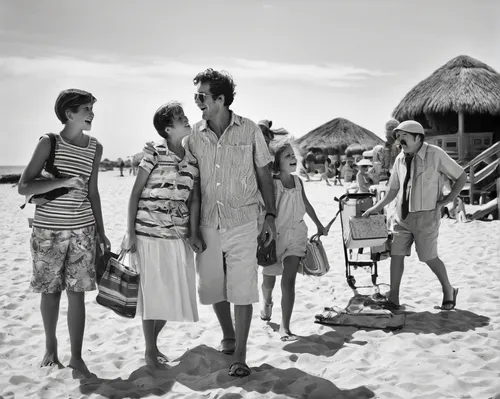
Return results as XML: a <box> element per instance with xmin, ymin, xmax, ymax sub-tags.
<box><xmin>68</xmin><ymin>357</ymin><xmax>92</xmax><ymax>378</ymax></box>
<box><xmin>278</xmin><ymin>327</ymin><xmax>298</xmax><ymax>341</ymax></box>
<box><xmin>40</xmin><ymin>352</ymin><xmax>64</xmax><ymax>369</ymax></box>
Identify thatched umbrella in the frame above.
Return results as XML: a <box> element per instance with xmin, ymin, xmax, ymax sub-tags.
<box><xmin>295</xmin><ymin>117</ymin><xmax>384</xmax><ymax>155</ymax></box>
<box><xmin>392</xmin><ymin>55</ymin><xmax>500</xmax><ymax>160</ymax></box>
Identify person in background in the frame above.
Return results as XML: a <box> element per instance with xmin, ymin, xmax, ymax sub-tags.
<box><xmin>355</xmin><ymin>159</ymin><xmax>373</xmax><ymax>193</ymax></box>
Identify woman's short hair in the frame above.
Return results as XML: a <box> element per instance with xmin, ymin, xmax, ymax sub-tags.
<box><xmin>153</xmin><ymin>101</ymin><xmax>185</xmax><ymax>138</ymax></box>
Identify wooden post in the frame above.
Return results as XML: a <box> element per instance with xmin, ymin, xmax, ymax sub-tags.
<box><xmin>458</xmin><ymin>111</ymin><xmax>465</xmax><ymax>161</ymax></box>
<box><xmin>469</xmin><ymin>166</ymin><xmax>475</xmax><ymax>205</ymax></box>
<box><xmin>497</xmin><ymin>177</ymin><xmax>500</xmax><ymax>220</ymax></box>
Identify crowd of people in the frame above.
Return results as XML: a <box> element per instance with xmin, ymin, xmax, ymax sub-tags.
<box><xmin>17</xmin><ymin>68</ymin><xmax>466</xmax><ymax>379</ymax></box>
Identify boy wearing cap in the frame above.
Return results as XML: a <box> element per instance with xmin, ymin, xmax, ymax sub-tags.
<box><xmin>363</xmin><ymin>120</ymin><xmax>466</xmax><ymax>311</ymax></box>
<box><xmin>18</xmin><ymin>89</ymin><xmax>110</xmax><ymax>377</ymax></box>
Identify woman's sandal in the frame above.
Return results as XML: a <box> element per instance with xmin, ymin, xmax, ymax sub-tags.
<box><xmin>228</xmin><ymin>361</ymin><xmax>251</xmax><ymax>378</ymax></box>
<box><xmin>260</xmin><ymin>302</ymin><xmax>273</xmax><ymax>321</ymax></box>
<box><xmin>440</xmin><ymin>288</ymin><xmax>459</xmax><ymax>310</ymax></box>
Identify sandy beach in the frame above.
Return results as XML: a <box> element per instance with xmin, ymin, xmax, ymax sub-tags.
<box><xmin>1</xmin><ymin>171</ymin><xmax>499</xmax><ymax>399</ymax></box>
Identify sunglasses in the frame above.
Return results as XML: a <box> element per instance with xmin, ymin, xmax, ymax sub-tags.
<box><xmin>194</xmin><ymin>92</ymin><xmax>215</xmax><ymax>103</ymax></box>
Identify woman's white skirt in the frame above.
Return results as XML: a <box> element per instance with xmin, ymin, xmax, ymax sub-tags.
<box><xmin>135</xmin><ymin>236</ymin><xmax>198</xmax><ymax>322</ymax></box>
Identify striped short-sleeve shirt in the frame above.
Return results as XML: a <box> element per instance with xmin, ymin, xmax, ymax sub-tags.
<box><xmin>187</xmin><ymin>112</ymin><xmax>273</xmax><ymax>230</ymax></box>
<box><xmin>135</xmin><ymin>138</ymin><xmax>199</xmax><ymax>240</ymax></box>
<box><xmin>33</xmin><ymin>134</ymin><xmax>98</xmax><ymax>230</ymax></box>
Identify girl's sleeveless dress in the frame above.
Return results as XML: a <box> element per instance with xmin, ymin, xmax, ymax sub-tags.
<box><xmin>262</xmin><ymin>175</ymin><xmax>308</xmax><ymax>276</ymax></box>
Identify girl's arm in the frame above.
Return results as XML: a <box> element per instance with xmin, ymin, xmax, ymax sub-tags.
<box><xmin>87</xmin><ymin>142</ymin><xmax>110</xmax><ymax>250</ymax></box>
<box><xmin>300</xmin><ymin>179</ymin><xmax>327</xmax><ymax>236</ymax></box>
<box><xmin>188</xmin><ymin>176</ymin><xmax>205</xmax><ymax>253</ymax></box>
<box><xmin>18</xmin><ymin>136</ymin><xmax>84</xmax><ymax>196</ymax></box>
<box><xmin>122</xmin><ymin>167</ymin><xmax>150</xmax><ymax>251</ymax></box>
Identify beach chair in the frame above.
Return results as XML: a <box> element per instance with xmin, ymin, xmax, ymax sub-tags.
<box><xmin>334</xmin><ymin>192</ymin><xmax>391</xmax><ymax>295</ymax></box>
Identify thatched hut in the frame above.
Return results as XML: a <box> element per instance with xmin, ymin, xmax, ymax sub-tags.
<box><xmin>392</xmin><ymin>55</ymin><xmax>500</xmax><ymax>162</ymax></box>
<box><xmin>295</xmin><ymin>118</ymin><xmax>384</xmax><ymax>156</ymax></box>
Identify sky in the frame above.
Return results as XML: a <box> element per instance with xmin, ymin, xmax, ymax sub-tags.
<box><xmin>1</xmin><ymin>0</ymin><xmax>499</xmax><ymax>165</ymax></box>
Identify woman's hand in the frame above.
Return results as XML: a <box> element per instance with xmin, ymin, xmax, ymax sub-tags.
<box><xmin>188</xmin><ymin>231</ymin><xmax>206</xmax><ymax>254</ymax></box>
<box><xmin>121</xmin><ymin>231</ymin><xmax>137</xmax><ymax>252</ymax></box>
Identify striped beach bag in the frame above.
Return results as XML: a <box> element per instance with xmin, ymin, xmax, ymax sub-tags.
<box><xmin>96</xmin><ymin>250</ymin><xmax>140</xmax><ymax>318</ymax></box>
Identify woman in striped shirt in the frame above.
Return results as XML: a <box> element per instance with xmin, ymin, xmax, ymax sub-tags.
<box><xmin>122</xmin><ymin>102</ymin><xmax>203</xmax><ymax>369</ymax></box>
<box><xmin>18</xmin><ymin>89</ymin><xmax>110</xmax><ymax>378</ymax></box>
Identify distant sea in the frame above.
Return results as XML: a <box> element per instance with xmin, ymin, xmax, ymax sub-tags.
<box><xmin>0</xmin><ymin>165</ymin><xmax>25</xmax><ymax>176</ymax></box>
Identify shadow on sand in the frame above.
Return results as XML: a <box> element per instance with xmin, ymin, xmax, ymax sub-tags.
<box><xmin>76</xmin><ymin>345</ymin><xmax>374</xmax><ymax>398</ymax></box>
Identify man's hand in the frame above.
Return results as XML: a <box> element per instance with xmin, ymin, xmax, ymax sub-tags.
<box><xmin>188</xmin><ymin>232</ymin><xmax>206</xmax><ymax>254</ymax></box>
<box><xmin>362</xmin><ymin>207</ymin><xmax>378</xmax><ymax>218</ymax></box>
<box><xmin>143</xmin><ymin>141</ymin><xmax>156</xmax><ymax>155</ymax></box>
<box><xmin>436</xmin><ymin>195</ymin><xmax>452</xmax><ymax>209</ymax></box>
<box><xmin>259</xmin><ymin>216</ymin><xmax>277</xmax><ymax>246</ymax></box>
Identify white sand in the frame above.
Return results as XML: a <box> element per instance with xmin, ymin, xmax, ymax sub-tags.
<box><xmin>1</xmin><ymin>172</ymin><xmax>499</xmax><ymax>399</ymax></box>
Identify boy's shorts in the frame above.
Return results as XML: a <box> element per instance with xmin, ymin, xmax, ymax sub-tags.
<box><xmin>390</xmin><ymin>210</ymin><xmax>439</xmax><ymax>262</ymax></box>
<box><xmin>196</xmin><ymin>220</ymin><xmax>259</xmax><ymax>306</ymax></box>
<box><xmin>30</xmin><ymin>225</ymin><xmax>97</xmax><ymax>293</ymax></box>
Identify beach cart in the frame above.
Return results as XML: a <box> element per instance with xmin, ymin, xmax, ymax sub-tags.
<box><xmin>334</xmin><ymin>192</ymin><xmax>391</xmax><ymax>295</ymax></box>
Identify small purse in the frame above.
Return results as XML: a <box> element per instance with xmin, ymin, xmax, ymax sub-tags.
<box><xmin>256</xmin><ymin>235</ymin><xmax>277</xmax><ymax>267</ymax></box>
<box><xmin>96</xmin><ymin>250</ymin><xmax>140</xmax><ymax>318</ymax></box>
<box><xmin>302</xmin><ymin>234</ymin><xmax>330</xmax><ymax>276</ymax></box>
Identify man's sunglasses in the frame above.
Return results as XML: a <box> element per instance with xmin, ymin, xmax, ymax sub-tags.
<box><xmin>194</xmin><ymin>92</ymin><xmax>215</xmax><ymax>103</ymax></box>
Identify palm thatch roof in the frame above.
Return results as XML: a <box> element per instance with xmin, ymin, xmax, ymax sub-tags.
<box><xmin>393</xmin><ymin>55</ymin><xmax>500</xmax><ymax>121</ymax></box>
<box><xmin>295</xmin><ymin>118</ymin><xmax>384</xmax><ymax>155</ymax></box>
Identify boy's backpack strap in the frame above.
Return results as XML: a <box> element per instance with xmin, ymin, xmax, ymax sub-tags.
<box><xmin>41</xmin><ymin>133</ymin><xmax>58</xmax><ymax>176</ymax></box>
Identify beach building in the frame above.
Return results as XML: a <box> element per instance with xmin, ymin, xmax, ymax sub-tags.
<box><xmin>392</xmin><ymin>55</ymin><xmax>500</xmax><ymax>162</ymax></box>
<box><xmin>392</xmin><ymin>55</ymin><xmax>500</xmax><ymax>209</ymax></box>
<box><xmin>295</xmin><ymin>117</ymin><xmax>383</xmax><ymax>158</ymax></box>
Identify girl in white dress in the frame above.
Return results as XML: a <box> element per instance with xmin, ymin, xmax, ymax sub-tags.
<box><xmin>260</xmin><ymin>142</ymin><xmax>327</xmax><ymax>341</ymax></box>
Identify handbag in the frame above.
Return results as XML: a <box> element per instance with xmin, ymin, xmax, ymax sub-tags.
<box><xmin>256</xmin><ymin>234</ymin><xmax>277</xmax><ymax>267</ymax></box>
<box><xmin>96</xmin><ymin>249</ymin><xmax>140</xmax><ymax>318</ymax></box>
<box><xmin>301</xmin><ymin>234</ymin><xmax>330</xmax><ymax>276</ymax></box>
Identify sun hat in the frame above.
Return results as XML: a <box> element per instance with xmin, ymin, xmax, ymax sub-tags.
<box><xmin>394</xmin><ymin>120</ymin><xmax>425</xmax><ymax>136</ymax></box>
<box><xmin>356</xmin><ymin>159</ymin><xmax>373</xmax><ymax>167</ymax></box>
<box><xmin>385</xmin><ymin>118</ymin><xmax>400</xmax><ymax>133</ymax></box>
<box><xmin>258</xmin><ymin>119</ymin><xmax>272</xmax><ymax>129</ymax></box>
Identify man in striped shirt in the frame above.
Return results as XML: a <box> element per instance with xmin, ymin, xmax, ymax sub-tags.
<box><xmin>189</xmin><ymin>69</ymin><xmax>276</xmax><ymax>378</ymax></box>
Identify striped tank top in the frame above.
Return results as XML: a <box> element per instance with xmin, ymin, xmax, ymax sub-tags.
<box><xmin>33</xmin><ymin>134</ymin><xmax>98</xmax><ymax>230</ymax></box>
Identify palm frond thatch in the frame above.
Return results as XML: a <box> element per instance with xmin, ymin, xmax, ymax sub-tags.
<box><xmin>295</xmin><ymin>118</ymin><xmax>384</xmax><ymax>155</ymax></box>
<box><xmin>393</xmin><ymin>55</ymin><xmax>500</xmax><ymax>121</ymax></box>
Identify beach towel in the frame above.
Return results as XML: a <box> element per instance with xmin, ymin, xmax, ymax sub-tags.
<box><xmin>314</xmin><ymin>294</ymin><xmax>405</xmax><ymax>330</ymax></box>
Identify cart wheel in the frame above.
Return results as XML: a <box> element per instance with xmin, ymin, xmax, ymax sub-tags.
<box><xmin>347</xmin><ymin>276</ymin><xmax>356</xmax><ymax>289</ymax></box>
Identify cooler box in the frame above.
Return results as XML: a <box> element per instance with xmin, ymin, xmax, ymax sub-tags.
<box><xmin>345</xmin><ymin>214</ymin><xmax>388</xmax><ymax>249</ymax></box>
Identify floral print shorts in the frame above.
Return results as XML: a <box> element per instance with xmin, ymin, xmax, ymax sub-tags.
<box><xmin>30</xmin><ymin>225</ymin><xmax>97</xmax><ymax>293</ymax></box>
